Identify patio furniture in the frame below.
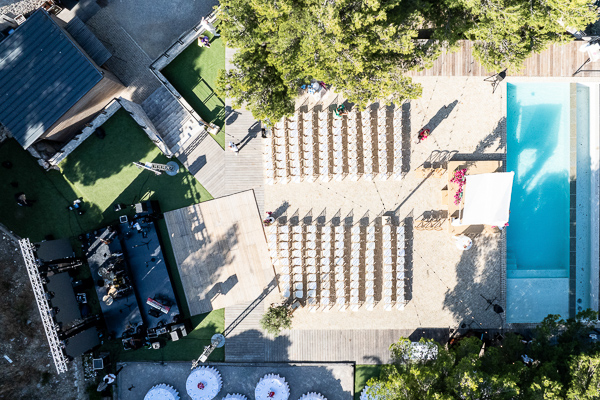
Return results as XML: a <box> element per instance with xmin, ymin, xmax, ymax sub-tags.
<box><xmin>186</xmin><ymin>366</ymin><xmax>222</xmax><ymax>400</ymax></box>
<box><xmin>255</xmin><ymin>374</ymin><xmax>290</xmax><ymax>400</ymax></box>
<box><xmin>483</xmin><ymin>68</ymin><xmax>507</xmax><ymax>93</ymax></box>
<box><xmin>145</xmin><ymin>383</ymin><xmax>180</xmax><ymax>400</ymax></box>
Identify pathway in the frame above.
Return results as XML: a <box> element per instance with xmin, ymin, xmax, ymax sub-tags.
<box><xmin>224</xmin><ymin>302</ymin><xmax>450</xmax><ymax>363</ymax></box>
<box><xmin>85</xmin><ymin>8</ymin><xmax>160</xmax><ymax>103</ymax></box>
<box><xmin>224</xmin><ymin>47</ymin><xmax>265</xmax><ymax>213</ymax></box>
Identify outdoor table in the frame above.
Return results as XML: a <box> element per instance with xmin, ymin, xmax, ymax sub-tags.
<box><xmin>255</xmin><ymin>374</ymin><xmax>290</xmax><ymax>400</ymax></box>
<box><xmin>186</xmin><ymin>366</ymin><xmax>222</xmax><ymax>400</ymax></box>
<box><xmin>454</xmin><ymin>235</ymin><xmax>473</xmax><ymax>251</ymax></box>
<box><xmin>145</xmin><ymin>384</ymin><xmax>180</xmax><ymax>400</ymax></box>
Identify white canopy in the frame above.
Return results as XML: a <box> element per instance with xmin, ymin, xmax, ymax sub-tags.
<box><xmin>460</xmin><ymin>172</ymin><xmax>514</xmax><ymax>226</ymax></box>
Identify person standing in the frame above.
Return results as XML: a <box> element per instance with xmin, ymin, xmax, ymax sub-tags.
<box><xmin>200</xmin><ymin>17</ymin><xmax>220</xmax><ymax>37</ymax></box>
<box><xmin>228</xmin><ymin>141</ymin><xmax>239</xmax><ymax>155</ymax></box>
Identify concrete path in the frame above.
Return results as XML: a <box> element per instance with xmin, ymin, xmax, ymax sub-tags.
<box><xmin>105</xmin><ymin>0</ymin><xmax>219</xmax><ymax>60</ymax></box>
<box><xmin>117</xmin><ymin>361</ymin><xmax>354</xmax><ymax>400</ymax></box>
<box><xmin>85</xmin><ymin>7</ymin><xmax>160</xmax><ymax>103</ymax></box>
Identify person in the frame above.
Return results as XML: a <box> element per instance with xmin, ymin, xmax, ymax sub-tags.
<box><xmin>15</xmin><ymin>192</ymin><xmax>33</xmax><ymax>207</ymax></box>
<box><xmin>417</xmin><ymin>127</ymin><xmax>430</xmax><ymax>142</ymax></box>
<box><xmin>228</xmin><ymin>141</ymin><xmax>239</xmax><ymax>155</ymax></box>
<box><xmin>200</xmin><ymin>17</ymin><xmax>220</xmax><ymax>37</ymax></box>
<box><xmin>198</xmin><ymin>35</ymin><xmax>211</xmax><ymax>48</ymax></box>
<box><xmin>335</xmin><ymin>104</ymin><xmax>348</xmax><ymax>117</ymax></box>
<box><xmin>263</xmin><ymin>211</ymin><xmax>275</xmax><ymax>226</ymax></box>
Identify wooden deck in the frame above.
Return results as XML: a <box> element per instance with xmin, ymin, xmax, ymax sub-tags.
<box><xmin>176</xmin><ymin>130</ymin><xmax>227</xmax><ymax>199</ymax></box>
<box><xmin>163</xmin><ymin>190</ymin><xmax>275</xmax><ymax>316</ymax></box>
<box><xmin>407</xmin><ymin>40</ymin><xmax>590</xmax><ymax>77</ymax></box>
<box><xmin>225</xmin><ymin>47</ymin><xmax>265</xmax><ymax>214</ymax></box>
<box><xmin>224</xmin><ymin>300</ymin><xmax>447</xmax><ymax>363</ymax></box>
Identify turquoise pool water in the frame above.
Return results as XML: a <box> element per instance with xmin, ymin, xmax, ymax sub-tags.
<box><xmin>506</xmin><ymin>83</ymin><xmax>570</xmax><ymax>274</ymax></box>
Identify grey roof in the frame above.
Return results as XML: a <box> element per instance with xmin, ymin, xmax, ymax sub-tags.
<box><xmin>0</xmin><ymin>10</ymin><xmax>102</xmax><ymax>148</ymax></box>
<box><xmin>65</xmin><ymin>16</ymin><xmax>111</xmax><ymax>66</ymax></box>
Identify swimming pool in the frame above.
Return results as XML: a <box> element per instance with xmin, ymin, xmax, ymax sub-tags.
<box><xmin>506</xmin><ymin>82</ymin><xmax>571</xmax><ymax>322</ymax></box>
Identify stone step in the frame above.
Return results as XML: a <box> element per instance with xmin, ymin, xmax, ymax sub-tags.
<box><xmin>507</xmin><ymin>269</ymin><xmax>569</xmax><ymax>279</ymax></box>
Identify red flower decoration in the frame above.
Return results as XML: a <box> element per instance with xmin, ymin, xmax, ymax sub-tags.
<box><xmin>269</xmin><ymin>391</ymin><xmax>275</xmax><ymax>398</ymax></box>
<box><xmin>198</xmin><ymin>382</ymin><xmax>205</xmax><ymax>390</ymax></box>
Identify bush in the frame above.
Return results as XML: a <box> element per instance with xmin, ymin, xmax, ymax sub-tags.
<box><xmin>260</xmin><ymin>304</ymin><xmax>292</xmax><ymax>336</ymax></box>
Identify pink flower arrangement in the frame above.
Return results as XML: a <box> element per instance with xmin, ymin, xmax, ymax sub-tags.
<box><xmin>450</xmin><ymin>168</ymin><xmax>467</xmax><ymax>205</ymax></box>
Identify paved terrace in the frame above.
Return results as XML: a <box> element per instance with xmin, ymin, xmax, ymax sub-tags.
<box><xmin>223</xmin><ymin>76</ymin><xmax>507</xmax><ymax>363</ymax></box>
<box><xmin>116</xmin><ymin>362</ymin><xmax>354</xmax><ymax>400</ymax></box>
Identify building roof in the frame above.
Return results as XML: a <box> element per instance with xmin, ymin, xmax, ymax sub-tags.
<box><xmin>0</xmin><ymin>9</ymin><xmax>102</xmax><ymax>148</ymax></box>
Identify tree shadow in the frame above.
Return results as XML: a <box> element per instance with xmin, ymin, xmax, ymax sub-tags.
<box><xmin>474</xmin><ymin>116</ymin><xmax>506</xmax><ymax>154</ymax></box>
<box><xmin>442</xmin><ymin>231</ymin><xmax>505</xmax><ymax>330</ymax></box>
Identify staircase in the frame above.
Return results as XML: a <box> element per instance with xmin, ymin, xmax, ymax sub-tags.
<box><xmin>141</xmin><ymin>86</ymin><xmax>205</xmax><ymax>154</ymax></box>
<box><xmin>506</xmin><ymin>251</ymin><xmax>517</xmax><ymax>270</ymax></box>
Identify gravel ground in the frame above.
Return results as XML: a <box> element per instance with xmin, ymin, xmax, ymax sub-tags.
<box><xmin>0</xmin><ymin>0</ymin><xmax>46</xmax><ymax>17</ymax></box>
<box><xmin>0</xmin><ymin>227</ymin><xmax>82</xmax><ymax>399</ymax></box>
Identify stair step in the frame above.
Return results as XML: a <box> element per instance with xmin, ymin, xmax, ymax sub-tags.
<box><xmin>507</xmin><ymin>269</ymin><xmax>569</xmax><ymax>279</ymax></box>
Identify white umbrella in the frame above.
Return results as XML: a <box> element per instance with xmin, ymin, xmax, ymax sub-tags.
<box><xmin>145</xmin><ymin>384</ymin><xmax>180</xmax><ymax>400</ymax></box>
<box><xmin>186</xmin><ymin>366</ymin><xmax>223</xmax><ymax>400</ymax></box>
<box><xmin>255</xmin><ymin>374</ymin><xmax>290</xmax><ymax>400</ymax></box>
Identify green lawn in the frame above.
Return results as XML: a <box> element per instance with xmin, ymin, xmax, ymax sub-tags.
<box><xmin>355</xmin><ymin>364</ymin><xmax>384</xmax><ymax>400</ymax></box>
<box><xmin>162</xmin><ymin>33</ymin><xmax>226</xmax><ymax>149</ymax></box>
<box><xmin>0</xmin><ymin>108</ymin><xmax>212</xmax><ymax>242</ymax></box>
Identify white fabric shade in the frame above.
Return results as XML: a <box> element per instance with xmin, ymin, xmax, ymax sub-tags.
<box><xmin>145</xmin><ymin>384</ymin><xmax>180</xmax><ymax>400</ymax></box>
<box><xmin>255</xmin><ymin>374</ymin><xmax>290</xmax><ymax>400</ymax></box>
<box><xmin>460</xmin><ymin>172</ymin><xmax>514</xmax><ymax>226</ymax></box>
<box><xmin>186</xmin><ymin>367</ymin><xmax>222</xmax><ymax>400</ymax></box>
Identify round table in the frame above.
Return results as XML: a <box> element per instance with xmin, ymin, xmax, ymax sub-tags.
<box><xmin>222</xmin><ymin>395</ymin><xmax>248</xmax><ymax>400</ymax></box>
<box><xmin>454</xmin><ymin>234</ymin><xmax>473</xmax><ymax>251</ymax></box>
<box><xmin>186</xmin><ymin>366</ymin><xmax>222</xmax><ymax>400</ymax></box>
<box><xmin>144</xmin><ymin>383</ymin><xmax>180</xmax><ymax>400</ymax></box>
<box><xmin>255</xmin><ymin>374</ymin><xmax>290</xmax><ymax>400</ymax></box>
<box><xmin>299</xmin><ymin>392</ymin><xmax>327</xmax><ymax>400</ymax></box>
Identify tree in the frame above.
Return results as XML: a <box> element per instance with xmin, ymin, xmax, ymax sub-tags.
<box><xmin>260</xmin><ymin>304</ymin><xmax>292</xmax><ymax>336</ymax></box>
<box><xmin>365</xmin><ymin>311</ymin><xmax>600</xmax><ymax>400</ymax></box>
<box><xmin>217</xmin><ymin>0</ymin><xmax>597</xmax><ymax>123</ymax></box>
<box><xmin>454</xmin><ymin>0</ymin><xmax>598</xmax><ymax>71</ymax></box>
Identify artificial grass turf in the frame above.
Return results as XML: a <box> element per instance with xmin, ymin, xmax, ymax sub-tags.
<box><xmin>161</xmin><ymin>33</ymin><xmax>226</xmax><ymax>149</ymax></box>
<box><xmin>354</xmin><ymin>364</ymin><xmax>384</xmax><ymax>400</ymax></box>
<box><xmin>0</xmin><ymin>109</ymin><xmax>212</xmax><ymax>242</ymax></box>
<box><xmin>99</xmin><ymin>309</ymin><xmax>225</xmax><ymax>364</ymax></box>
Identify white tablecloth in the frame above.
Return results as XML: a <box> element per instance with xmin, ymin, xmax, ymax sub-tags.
<box><xmin>299</xmin><ymin>393</ymin><xmax>326</xmax><ymax>400</ymax></box>
<box><xmin>144</xmin><ymin>384</ymin><xmax>180</xmax><ymax>400</ymax></box>
<box><xmin>186</xmin><ymin>367</ymin><xmax>222</xmax><ymax>400</ymax></box>
<box><xmin>255</xmin><ymin>375</ymin><xmax>290</xmax><ymax>400</ymax></box>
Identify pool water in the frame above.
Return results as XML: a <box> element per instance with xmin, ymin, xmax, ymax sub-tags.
<box><xmin>506</xmin><ymin>83</ymin><xmax>570</xmax><ymax>274</ymax></box>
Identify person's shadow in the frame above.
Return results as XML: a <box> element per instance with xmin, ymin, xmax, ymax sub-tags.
<box><xmin>236</xmin><ymin>121</ymin><xmax>261</xmax><ymax>151</ymax></box>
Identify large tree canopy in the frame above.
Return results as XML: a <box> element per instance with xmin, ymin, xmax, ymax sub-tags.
<box><xmin>365</xmin><ymin>311</ymin><xmax>600</xmax><ymax>400</ymax></box>
<box><xmin>217</xmin><ymin>0</ymin><xmax>597</xmax><ymax>123</ymax></box>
